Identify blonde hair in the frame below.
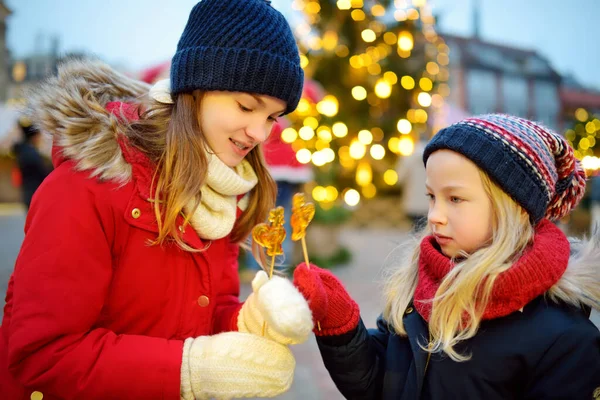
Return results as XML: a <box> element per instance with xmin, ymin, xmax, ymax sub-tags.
<box><xmin>124</xmin><ymin>91</ymin><xmax>277</xmax><ymax>252</ymax></box>
<box><xmin>383</xmin><ymin>170</ymin><xmax>534</xmax><ymax>361</ymax></box>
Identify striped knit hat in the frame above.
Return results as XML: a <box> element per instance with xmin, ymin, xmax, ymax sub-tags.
<box><xmin>423</xmin><ymin>114</ymin><xmax>586</xmax><ymax>223</ymax></box>
<box><xmin>170</xmin><ymin>0</ymin><xmax>304</xmax><ymax>115</ymax></box>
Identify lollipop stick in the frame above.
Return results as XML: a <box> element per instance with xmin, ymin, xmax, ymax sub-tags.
<box><xmin>262</xmin><ymin>253</ymin><xmax>277</xmax><ymax>336</ymax></box>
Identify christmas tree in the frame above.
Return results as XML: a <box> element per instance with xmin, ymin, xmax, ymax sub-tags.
<box><xmin>284</xmin><ymin>0</ymin><xmax>449</xmax><ymax>207</ymax></box>
<box><xmin>565</xmin><ymin>108</ymin><xmax>600</xmax><ymax>174</ymax></box>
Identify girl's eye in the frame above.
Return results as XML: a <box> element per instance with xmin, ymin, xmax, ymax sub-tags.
<box><xmin>450</xmin><ymin>196</ymin><xmax>463</xmax><ymax>203</ymax></box>
<box><xmin>426</xmin><ymin>193</ymin><xmax>434</xmax><ymax>200</ymax></box>
<box><xmin>268</xmin><ymin>116</ymin><xmax>278</xmax><ymax>122</ymax></box>
<box><xmin>238</xmin><ymin>103</ymin><xmax>252</xmax><ymax>112</ymax></box>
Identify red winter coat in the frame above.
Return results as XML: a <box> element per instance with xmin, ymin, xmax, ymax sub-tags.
<box><xmin>0</xmin><ymin>64</ymin><xmax>244</xmax><ymax>400</ymax></box>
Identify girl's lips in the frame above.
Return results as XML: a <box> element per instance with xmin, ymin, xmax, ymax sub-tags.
<box><xmin>434</xmin><ymin>234</ymin><xmax>453</xmax><ymax>245</ymax></box>
<box><xmin>230</xmin><ymin>139</ymin><xmax>251</xmax><ymax>156</ymax></box>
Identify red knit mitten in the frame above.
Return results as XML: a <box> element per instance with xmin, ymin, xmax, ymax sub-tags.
<box><xmin>293</xmin><ymin>263</ymin><xmax>360</xmax><ymax>336</ymax></box>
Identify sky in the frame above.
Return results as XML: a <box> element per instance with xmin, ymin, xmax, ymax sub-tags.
<box><xmin>5</xmin><ymin>0</ymin><xmax>600</xmax><ymax>89</ymax></box>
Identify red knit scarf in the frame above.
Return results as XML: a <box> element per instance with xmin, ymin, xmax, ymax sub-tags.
<box><xmin>414</xmin><ymin>219</ymin><xmax>570</xmax><ymax>322</ymax></box>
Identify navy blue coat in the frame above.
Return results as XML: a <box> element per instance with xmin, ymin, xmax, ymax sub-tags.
<box><xmin>317</xmin><ymin>296</ymin><xmax>600</xmax><ymax>399</ymax></box>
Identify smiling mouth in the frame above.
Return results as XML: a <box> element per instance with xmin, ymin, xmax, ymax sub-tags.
<box><xmin>230</xmin><ymin>138</ymin><xmax>251</xmax><ymax>151</ymax></box>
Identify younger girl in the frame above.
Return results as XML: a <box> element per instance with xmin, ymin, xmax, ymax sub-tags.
<box><xmin>294</xmin><ymin>114</ymin><xmax>600</xmax><ymax>399</ymax></box>
<box><xmin>0</xmin><ymin>1</ymin><xmax>314</xmax><ymax>399</ymax></box>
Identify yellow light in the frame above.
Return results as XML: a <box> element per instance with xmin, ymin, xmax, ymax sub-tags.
<box><xmin>415</xmin><ymin>109</ymin><xmax>428</xmax><ymax>123</ymax></box>
<box><xmin>325</xmin><ymin>186</ymin><xmax>339</xmax><ymax>202</ymax></box>
<box><xmin>358</xmin><ymin>130</ymin><xmax>373</xmax><ymax>145</ymax></box>
<box><xmin>304</xmin><ymin>117</ymin><xmax>319</xmax><ymax>129</ymax></box>
<box><xmin>323</xmin><ymin>30</ymin><xmax>339</xmax><ymax>51</ymax></box>
<box><xmin>349</xmin><ymin>141</ymin><xmax>367</xmax><ymax>159</ymax></box>
<box><xmin>356</xmin><ymin>161</ymin><xmax>372</xmax><ymax>186</ymax></box>
<box><xmin>565</xmin><ymin>129</ymin><xmax>576</xmax><ymax>141</ymax></box>
<box><xmin>336</xmin><ymin>45</ymin><xmax>350</xmax><ymax>57</ymax></box>
<box><xmin>333</xmin><ymin>122</ymin><xmax>348</xmax><ymax>138</ymax></box>
<box><xmin>312</xmin><ymin>151</ymin><xmax>328</xmax><ymax>166</ymax></box>
<box><xmin>579</xmin><ymin>138</ymin><xmax>590</xmax><ymax>150</ymax></box>
<box><xmin>12</xmin><ymin>61</ymin><xmax>26</xmax><ymax>82</ymax></box>
<box><xmin>586</xmin><ymin>122</ymin><xmax>596</xmax><ymax>134</ymax></box>
<box><xmin>398</xmin><ymin>137</ymin><xmax>414</xmax><ymax>156</ymax></box>
<box><xmin>317</xmin><ymin>95</ymin><xmax>339</xmax><ymax>117</ymax></box>
<box><xmin>367</xmin><ymin>63</ymin><xmax>382</xmax><ymax>75</ymax></box>
<box><xmin>383</xmin><ymin>32</ymin><xmax>397</xmax><ymax>45</ymax></box>
<box><xmin>299</xmin><ymin>126</ymin><xmax>315</xmax><ymax>140</ymax></box>
<box><xmin>370</xmin><ymin>144</ymin><xmax>386</xmax><ymax>160</ymax></box>
<box><xmin>371</xmin><ymin>4</ymin><xmax>386</xmax><ymax>16</ymax></box>
<box><xmin>362</xmin><ymin>29</ymin><xmax>377</xmax><ymax>43</ymax></box>
<box><xmin>372</xmin><ymin>127</ymin><xmax>384</xmax><ymax>141</ymax></box>
<box><xmin>296</xmin><ymin>148</ymin><xmax>312</xmax><ymax>164</ymax></box>
<box><xmin>394</xmin><ymin>10</ymin><xmax>407</xmax><ymax>21</ymax></box>
<box><xmin>362</xmin><ymin>183</ymin><xmax>377</xmax><ymax>199</ymax></box>
<box><xmin>419</xmin><ymin>77</ymin><xmax>433</xmax><ymax>91</ymax></box>
<box><xmin>322</xmin><ymin>148</ymin><xmax>336</xmax><ymax>162</ymax></box>
<box><xmin>317</xmin><ymin>126</ymin><xmax>333</xmax><ymax>141</ymax></box>
<box><xmin>582</xmin><ymin>156</ymin><xmax>600</xmax><ymax>171</ymax></box>
<box><xmin>374</xmin><ymin>80</ymin><xmax>392</xmax><ymax>99</ymax></box>
<box><xmin>437</xmin><ymin>53</ymin><xmax>449</xmax><ymax>66</ymax></box>
<box><xmin>397</xmin><ymin>119</ymin><xmax>412</xmax><ymax>134</ymax></box>
<box><xmin>384</xmin><ymin>71</ymin><xmax>398</xmax><ymax>85</ymax></box>
<box><xmin>300</xmin><ymin>55</ymin><xmax>309</xmax><ymax>69</ymax></box>
<box><xmin>312</xmin><ymin>186</ymin><xmax>327</xmax><ymax>202</ymax></box>
<box><xmin>388</xmin><ymin>137</ymin><xmax>400</xmax><ymax>153</ymax></box>
<box><xmin>351</xmin><ymin>0</ymin><xmax>364</xmax><ymax>7</ymax></box>
<box><xmin>350</xmin><ymin>55</ymin><xmax>363</xmax><ymax>69</ymax></box>
<box><xmin>398</xmin><ymin>31</ymin><xmax>414</xmax><ymax>51</ymax></box>
<box><xmin>407</xmin><ymin>8</ymin><xmax>420</xmax><ymax>20</ymax></box>
<box><xmin>315</xmin><ymin>139</ymin><xmax>330</xmax><ymax>151</ymax></box>
<box><xmin>305</xmin><ymin>1</ymin><xmax>321</xmax><ymax>14</ymax></box>
<box><xmin>296</xmin><ymin>98</ymin><xmax>311</xmax><ymax>115</ymax></box>
<box><xmin>401</xmin><ymin>75</ymin><xmax>415</xmax><ymax>90</ymax></box>
<box><xmin>576</xmin><ymin>108</ymin><xmax>589</xmax><ymax>122</ymax></box>
<box><xmin>431</xmin><ymin>94</ymin><xmax>444</xmax><ymax>107</ymax></box>
<box><xmin>281</xmin><ymin>128</ymin><xmax>298</xmax><ymax>143</ymax></box>
<box><xmin>344</xmin><ymin>189</ymin><xmax>361</xmax><ymax>207</ymax></box>
<box><xmin>337</xmin><ymin>0</ymin><xmax>351</xmax><ymax>10</ymax></box>
<box><xmin>383</xmin><ymin>169</ymin><xmax>399</xmax><ymax>185</ymax></box>
<box><xmin>426</xmin><ymin>62</ymin><xmax>440</xmax><ymax>75</ymax></box>
<box><xmin>418</xmin><ymin>92</ymin><xmax>432</xmax><ymax>107</ymax></box>
<box><xmin>309</xmin><ymin>37</ymin><xmax>322</xmax><ymax>51</ymax></box>
<box><xmin>351</xmin><ymin>9</ymin><xmax>366</xmax><ymax>20</ymax></box>
<box><xmin>352</xmin><ymin>86</ymin><xmax>368</xmax><ymax>101</ymax></box>
<box><xmin>412</xmin><ymin>0</ymin><xmax>426</xmax><ymax>6</ymax></box>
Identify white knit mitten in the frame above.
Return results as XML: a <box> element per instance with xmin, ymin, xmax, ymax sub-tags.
<box><xmin>237</xmin><ymin>271</ymin><xmax>313</xmax><ymax>345</ymax></box>
<box><xmin>180</xmin><ymin>331</ymin><xmax>295</xmax><ymax>400</ymax></box>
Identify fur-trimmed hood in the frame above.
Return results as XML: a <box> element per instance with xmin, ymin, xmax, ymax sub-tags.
<box><xmin>548</xmin><ymin>232</ymin><xmax>600</xmax><ymax>313</ymax></box>
<box><xmin>27</xmin><ymin>58</ymin><xmax>151</xmax><ymax>184</ymax></box>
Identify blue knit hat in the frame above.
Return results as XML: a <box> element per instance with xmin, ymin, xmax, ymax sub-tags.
<box><xmin>170</xmin><ymin>0</ymin><xmax>304</xmax><ymax>115</ymax></box>
<box><xmin>423</xmin><ymin>114</ymin><xmax>586</xmax><ymax>223</ymax></box>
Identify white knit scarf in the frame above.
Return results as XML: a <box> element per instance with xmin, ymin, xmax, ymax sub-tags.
<box><xmin>185</xmin><ymin>153</ymin><xmax>258</xmax><ymax>240</ymax></box>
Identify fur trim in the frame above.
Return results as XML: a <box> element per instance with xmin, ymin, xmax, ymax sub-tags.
<box><xmin>549</xmin><ymin>229</ymin><xmax>600</xmax><ymax>311</ymax></box>
<box><xmin>26</xmin><ymin>58</ymin><xmax>150</xmax><ymax>183</ymax></box>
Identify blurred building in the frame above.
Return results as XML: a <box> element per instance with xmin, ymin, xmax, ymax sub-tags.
<box><xmin>0</xmin><ymin>1</ymin><xmax>11</xmax><ymax>103</ymax></box>
<box><xmin>443</xmin><ymin>33</ymin><xmax>562</xmax><ymax>130</ymax></box>
<box><xmin>560</xmin><ymin>74</ymin><xmax>600</xmax><ymax>124</ymax></box>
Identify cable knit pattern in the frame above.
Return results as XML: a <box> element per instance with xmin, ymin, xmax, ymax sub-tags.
<box><xmin>181</xmin><ymin>332</ymin><xmax>295</xmax><ymax>400</ymax></box>
<box><xmin>186</xmin><ymin>153</ymin><xmax>258</xmax><ymax>239</ymax></box>
<box><xmin>414</xmin><ymin>219</ymin><xmax>570</xmax><ymax>322</ymax></box>
<box><xmin>238</xmin><ymin>271</ymin><xmax>313</xmax><ymax>345</ymax></box>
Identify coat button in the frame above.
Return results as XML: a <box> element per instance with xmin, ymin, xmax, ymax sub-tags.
<box><xmin>405</xmin><ymin>306</ymin><xmax>414</xmax><ymax>314</ymax></box>
<box><xmin>131</xmin><ymin>208</ymin><xmax>141</xmax><ymax>219</ymax></box>
<box><xmin>31</xmin><ymin>392</ymin><xmax>43</xmax><ymax>400</ymax></box>
<box><xmin>197</xmin><ymin>295</ymin><xmax>210</xmax><ymax>307</ymax></box>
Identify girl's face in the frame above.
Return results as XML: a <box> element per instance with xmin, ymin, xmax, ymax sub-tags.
<box><xmin>425</xmin><ymin>150</ymin><xmax>493</xmax><ymax>258</ymax></box>
<box><xmin>199</xmin><ymin>91</ymin><xmax>286</xmax><ymax>168</ymax></box>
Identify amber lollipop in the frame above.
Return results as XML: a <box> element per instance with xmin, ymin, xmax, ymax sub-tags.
<box><xmin>290</xmin><ymin>193</ymin><xmax>321</xmax><ymax>331</ymax></box>
<box><xmin>252</xmin><ymin>206</ymin><xmax>286</xmax><ymax>335</ymax></box>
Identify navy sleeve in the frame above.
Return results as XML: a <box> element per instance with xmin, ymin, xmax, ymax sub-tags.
<box><xmin>316</xmin><ymin>317</ymin><xmax>390</xmax><ymax>399</ymax></box>
<box><xmin>524</xmin><ymin>321</ymin><xmax>600</xmax><ymax>399</ymax></box>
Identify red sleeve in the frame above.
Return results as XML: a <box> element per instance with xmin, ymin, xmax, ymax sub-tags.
<box><xmin>6</xmin><ymin>167</ymin><xmax>182</xmax><ymax>400</ymax></box>
<box><xmin>211</xmin><ymin>241</ymin><xmax>243</xmax><ymax>333</ymax></box>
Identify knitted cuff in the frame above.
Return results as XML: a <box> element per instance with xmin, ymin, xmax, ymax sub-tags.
<box><xmin>180</xmin><ymin>338</ymin><xmax>194</xmax><ymax>400</ymax></box>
